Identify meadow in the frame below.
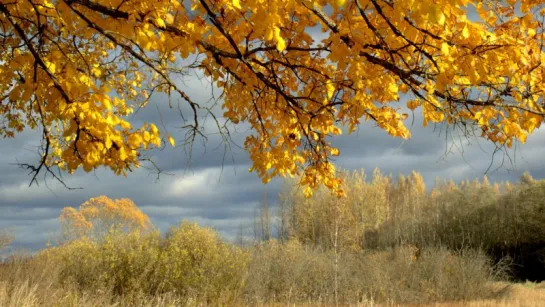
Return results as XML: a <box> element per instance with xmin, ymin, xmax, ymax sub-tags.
<box><xmin>1</xmin><ymin>169</ymin><xmax>544</xmax><ymax>306</ymax></box>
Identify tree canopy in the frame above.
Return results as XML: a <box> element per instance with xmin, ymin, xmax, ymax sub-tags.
<box><xmin>60</xmin><ymin>195</ymin><xmax>152</xmax><ymax>241</ymax></box>
<box><xmin>1</xmin><ymin>0</ymin><xmax>544</xmax><ymax>196</ymax></box>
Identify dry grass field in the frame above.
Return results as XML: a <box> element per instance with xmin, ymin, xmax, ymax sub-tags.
<box><xmin>252</xmin><ymin>282</ymin><xmax>545</xmax><ymax>306</ymax></box>
<box><xmin>396</xmin><ymin>282</ymin><xmax>545</xmax><ymax>307</ymax></box>
<box><xmin>1</xmin><ymin>282</ymin><xmax>544</xmax><ymax>307</ymax></box>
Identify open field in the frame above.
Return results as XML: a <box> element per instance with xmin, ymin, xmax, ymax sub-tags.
<box><xmin>402</xmin><ymin>282</ymin><xmax>545</xmax><ymax>307</ymax></box>
<box><xmin>1</xmin><ymin>281</ymin><xmax>544</xmax><ymax>307</ymax></box>
<box><xmin>251</xmin><ymin>282</ymin><xmax>545</xmax><ymax>306</ymax></box>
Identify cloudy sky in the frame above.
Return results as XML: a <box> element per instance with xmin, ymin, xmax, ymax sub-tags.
<box><xmin>2</xmin><ymin>46</ymin><xmax>545</xmax><ymax>257</ymax></box>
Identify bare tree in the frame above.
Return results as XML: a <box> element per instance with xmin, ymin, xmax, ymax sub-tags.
<box><xmin>276</xmin><ymin>183</ymin><xmax>293</xmax><ymax>243</ymax></box>
<box><xmin>235</xmin><ymin>222</ymin><xmax>246</xmax><ymax>247</ymax></box>
<box><xmin>259</xmin><ymin>190</ymin><xmax>271</xmax><ymax>241</ymax></box>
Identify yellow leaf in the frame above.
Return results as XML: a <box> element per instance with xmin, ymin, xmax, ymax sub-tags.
<box><xmin>388</xmin><ymin>82</ymin><xmax>398</xmax><ymax>95</ymax></box>
<box><xmin>441</xmin><ymin>42</ymin><xmax>449</xmax><ymax>56</ymax></box>
<box><xmin>118</xmin><ymin>147</ymin><xmax>128</xmax><ymax>161</ymax></box>
<box><xmin>429</xmin><ymin>7</ymin><xmax>445</xmax><ymax>26</ymax></box>
<box><xmin>277</xmin><ymin>37</ymin><xmax>287</xmax><ymax>52</ymax></box>
<box><xmin>335</xmin><ymin>0</ymin><xmax>346</xmax><ymax>7</ymax></box>
<box><xmin>232</xmin><ymin>0</ymin><xmax>241</xmax><ymax>9</ymax></box>
<box><xmin>44</xmin><ymin>61</ymin><xmax>56</xmax><ymax>73</ymax></box>
<box><xmin>438</xmin><ymin>11</ymin><xmax>446</xmax><ymax>25</ymax></box>
<box><xmin>407</xmin><ymin>100</ymin><xmax>421</xmax><ymax>110</ymax></box>
<box><xmin>82</xmin><ymin>162</ymin><xmax>93</xmax><ymax>172</ymax></box>
<box><xmin>303</xmin><ymin>186</ymin><xmax>313</xmax><ymax>198</ymax></box>
<box><xmin>399</xmin><ymin>83</ymin><xmax>409</xmax><ymax>93</ymax></box>
<box><xmin>103</xmin><ymin>98</ymin><xmax>112</xmax><ymax>111</ymax></box>
<box><xmin>167</xmin><ymin>135</ymin><xmax>175</xmax><ymax>147</ymax></box>
<box><xmin>165</xmin><ymin>14</ymin><xmax>174</xmax><ymax>24</ymax></box>
<box><xmin>271</xmin><ymin>26</ymin><xmax>287</xmax><ymax>52</ymax></box>
<box><xmin>150</xmin><ymin>123</ymin><xmax>159</xmax><ymax>135</ymax></box>
<box><xmin>155</xmin><ymin>18</ymin><xmax>166</xmax><ymax>28</ymax></box>
<box><xmin>462</xmin><ymin>25</ymin><xmax>469</xmax><ymax>38</ymax></box>
<box><xmin>326</xmin><ymin>81</ymin><xmax>335</xmax><ymax>100</ymax></box>
<box><xmin>266</xmin><ymin>27</ymin><xmax>274</xmax><ymax>41</ymax></box>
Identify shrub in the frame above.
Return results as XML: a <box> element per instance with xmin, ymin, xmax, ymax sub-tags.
<box><xmin>245</xmin><ymin>240</ymin><xmax>335</xmax><ymax>304</ymax></box>
<box><xmin>156</xmin><ymin>221</ymin><xmax>249</xmax><ymax>302</ymax></box>
<box><xmin>360</xmin><ymin>246</ymin><xmax>506</xmax><ymax>304</ymax></box>
<box><xmin>33</xmin><ymin>222</ymin><xmax>248</xmax><ymax>304</ymax></box>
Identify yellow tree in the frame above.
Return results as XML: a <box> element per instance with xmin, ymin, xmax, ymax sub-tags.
<box><xmin>59</xmin><ymin>195</ymin><xmax>152</xmax><ymax>241</ymax></box>
<box><xmin>2</xmin><ymin>0</ymin><xmax>545</xmax><ymax>196</ymax></box>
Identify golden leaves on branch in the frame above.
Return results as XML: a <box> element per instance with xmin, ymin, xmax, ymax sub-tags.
<box><xmin>1</xmin><ymin>0</ymin><xmax>545</xmax><ymax>197</ymax></box>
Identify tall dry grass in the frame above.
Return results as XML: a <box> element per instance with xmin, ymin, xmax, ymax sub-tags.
<box><xmin>245</xmin><ymin>242</ymin><xmax>505</xmax><ymax>305</ymax></box>
<box><xmin>404</xmin><ymin>282</ymin><xmax>545</xmax><ymax>307</ymax></box>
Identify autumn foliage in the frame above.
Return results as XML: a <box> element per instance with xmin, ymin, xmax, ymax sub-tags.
<box><xmin>276</xmin><ymin>169</ymin><xmax>545</xmax><ymax>253</ymax></box>
<box><xmin>59</xmin><ymin>195</ymin><xmax>152</xmax><ymax>241</ymax></box>
<box><xmin>1</xmin><ymin>0</ymin><xmax>545</xmax><ymax>195</ymax></box>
